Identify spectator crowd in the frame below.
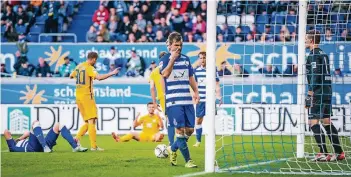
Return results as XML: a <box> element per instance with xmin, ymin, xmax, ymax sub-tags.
<box><xmin>1</xmin><ymin>0</ymin><xmax>350</xmax><ymax>43</ymax></box>
<box><xmin>1</xmin><ymin>0</ymin><xmax>82</xmax><ymax>42</ymax></box>
<box><xmin>85</xmin><ymin>0</ymin><xmax>350</xmax><ymax>43</ymax></box>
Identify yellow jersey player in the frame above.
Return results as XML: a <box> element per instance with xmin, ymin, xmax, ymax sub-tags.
<box><xmin>149</xmin><ymin>51</ymin><xmax>167</xmax><ymax>113</ymax></box>
<box><xmin>111</xmin><ymin>102</ymin><xmax>164</xmax><ymax>142</ymax></box>
<box><xmin>70</xmin><ymin>52</ymin><xmax>119</xmax><ymax>151</ymax></box>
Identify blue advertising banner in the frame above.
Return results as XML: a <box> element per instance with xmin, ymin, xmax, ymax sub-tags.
<box><xmin>1</xmin><ymin>42</ymin><xmax>350</xmax><ymax>74</ymax></box>
<box><xmin>1</xmin><ymin>78</ymin><xmax>351</xmax><ymax>105</ymax></box>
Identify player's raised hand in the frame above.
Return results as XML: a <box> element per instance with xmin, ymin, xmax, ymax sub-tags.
<box><xmin>111</xmin><ymin>68</ymin><xmax>120</xmax><ymax>75</ymax></box>
<box><xmin>170</xmin><ymin>47</ymin><xmax>181</xmax><ymax>60</ymax></box>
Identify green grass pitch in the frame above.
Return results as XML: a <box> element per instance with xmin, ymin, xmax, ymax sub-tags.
<box><xmin>1</xmin><ymin>135</ymin><xmax>350</xmax><ymax>177</ymax></box>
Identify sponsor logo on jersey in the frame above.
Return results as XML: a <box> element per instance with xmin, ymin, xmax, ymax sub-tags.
<box><xmin>311</xmin><ymin>62</ymin><xmax>317</xmax><ymax>69</ymax></box>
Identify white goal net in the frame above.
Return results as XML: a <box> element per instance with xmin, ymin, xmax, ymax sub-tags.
<box><xmin>206</xmin><ymin>0</ymin><xmax>351</xmax><ymax>175</ymax></box>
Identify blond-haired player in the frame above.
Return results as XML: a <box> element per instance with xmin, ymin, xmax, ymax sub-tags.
<box><xmin>70</xmin><ymin>52</ymin><xmax>119</xmax><ymax>151</ymax></box>
<box><xmin>111</xmin><ymin>102</ymin><xmax>164</xmax><ymax>142</ymax></box>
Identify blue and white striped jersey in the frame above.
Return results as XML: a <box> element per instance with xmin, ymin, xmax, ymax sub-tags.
<box><xmin>159</xmin><ymin>53</ymin><xmax>194</xmax><ymax>107</ymax></box>
<box><xmin>194</xmin><ymin>66</ymin><xmax>220</xmax><ymax>102</ymax></box>
<box><xmin>15</xmin><ymin>139</ymin><xmax>29</xmax><ymax>152</ymax></box>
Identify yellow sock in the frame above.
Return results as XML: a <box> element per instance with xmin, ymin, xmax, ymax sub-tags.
<box><xmin>75</xmin><ymin>123</ymin><xmax>88</xmax><ymax>140</ymax></box>
<box><xmin>88</xmin><ymin>123</ymin><xmax>97</xmax><ymax>148</ymax></box>
<box><xmin>120</xmin><ymin>133</ymin><xmax>133</xmax><ymax>142</ymax></box>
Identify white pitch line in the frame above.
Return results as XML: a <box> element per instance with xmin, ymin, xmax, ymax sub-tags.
<box><xmin>174</xmin><ymin>158</ymin><xmax>291</xmax><ymax>177</ymax></box>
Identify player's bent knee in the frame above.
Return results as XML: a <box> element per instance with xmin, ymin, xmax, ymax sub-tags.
<box><xmin>308</xmin><ymin>119</ymin><xmax>319</xmax><ymax>127</ymax></box>
<box><xmin>196</xmin><ymin>118</ymin><xmax>203</xmax><ymax>125</ymax></box>
<box><xmin>88</xmin><ymin>118</ymin><xmax>97</xmax><ymax>124</ymax></box>
<box><xmin>185</xmin><ymin>127</ymin><xmax>194</xmax><ymax>134</ymax></box>
<box><xmin>175</xmin><ymin>128</ymin><xmax>185</xmax><ymax>135</ymax></box>
<box><xmin>52</xmin><ymin>123</ymin><xmax>60</xmax><ymax>133</ymax></box>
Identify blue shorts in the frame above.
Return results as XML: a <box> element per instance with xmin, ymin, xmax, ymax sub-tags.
<box><xmin>196</xmin><ymin>102</ymin><xmax>206</xmax><ymax>118</ymax></box>
<box><xmin>28</xmin><ymin>128</ymin><xmax>59</xmax><ymax>152</ymax></box>
<box><xmin>167</xmin><ymin>105</ymin><xmax>195</xmax><ymax>128</ymax></box>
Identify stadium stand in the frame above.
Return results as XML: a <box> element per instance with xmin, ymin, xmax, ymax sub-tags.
<box><xmin>1</xmin><ymin>0</ymin><xmax>350</xmax><ymax>43</ymax></box>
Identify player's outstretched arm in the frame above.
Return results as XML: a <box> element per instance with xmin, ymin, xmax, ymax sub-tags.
<box><xmin>69</xmin><ymin>69</ymin><xmax>77</xmax><ymax>79</ymax></box>
<box><xmin>95</xmin><ymin>68</ymin><xmax>119</xmax><ymax>81</ymax></box>
<box><xmin>15</xmin><ymin>131</ymin><xmax>30</xmax><ymax>142</ymax></box>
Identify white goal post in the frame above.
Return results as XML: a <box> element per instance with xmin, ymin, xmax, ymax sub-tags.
<box><xmin>205</xmin><ymin>0</ymin><xmax>217</xmax><ymax>173</ymax></box>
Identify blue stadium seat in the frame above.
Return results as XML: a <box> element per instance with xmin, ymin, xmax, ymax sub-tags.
<box><xmin>274</xmin><ymin>25</ymin><xmax>282</xmax><ymax>34</ymax></box>
<box><xmin>271</xmin><ymin>15</ymin><xmax>285</xmax><ymax>24</ymax></box>
<box><xmin>40</xmin><ymin>35</ymin><xmax>53</xmax><ymax>42</ymax></box>
<box><xmin>216</xmin><ymin>26</ymin><xmax>221</xmax><ymax>34</ymax></box>
<box><xmin>61</xmin><ymin>36</ymin><xmax>76</xmax><ymax>42</ymax></box>
<box><xmin>286</xmin><ymin>15</ymin><xmax>297</xmax><ymax>24</ymax></box>
<box><xmin>1</xmin><ymin>36</ymin><xmax>7</xmax><ymax>42</ymax></box>
<box><xmin>337</xmin><ymin>24</ymin><xmax>347</xmax><ymax>33</ymax></box>
<box><xmin>1</xmin><ymin>25</ymin><xmax>6</xmax><ymax>34</ymax></box>
<box><xmin>315</xmin><ymin>24</ymin><xmax>324</xmax><ymax>32</ymax></box>
<box><xmin>287</xmin><ymin>25</ymin><xmax>296</xmax><ymax>33</ymax></box>
<box><xmin>256</xmin><ymin>15</ymin><xmax>269</xmax><ymax>24</ymax></box>
<box><xmin>228</xmin><ymin>26</ymin><xmax>236</xmax><ymax>34</ymax></box>
<box><xmin>241</xmin><ymin>26</ymin><xmax>250</xmax><ymax>34</ymax></box>
<box><xmin>30</xmin><ymin>25</ymin><xmax>43</xmax><ymax>34</ymax></box>
<box><xmin>331</xmin><ymin>14</ymin><xmax>345</xmax><ymax>23</ymax></box>
<box><xmin>35</xmin><ymin>15</ymin><xmax>47</xmax><ymax>25</ymax></box>
<box><xmin>256</xmin><ymin>24</ymin><xmax>265</xmax><ymax>34</ymax></box>
<box><xmin>15</xmin><ymin>25</ymin><xmax>26</xmax><ymax>34</ymax></box>
<box><xmin>27</xmin><ymin>34</ymin><xmax>39</xmax><ymax>42</ymax></box>
<box><xmin>329</xmin><ymin>24</ymin><xmax>337</xmax><ymax>33</ymax></box>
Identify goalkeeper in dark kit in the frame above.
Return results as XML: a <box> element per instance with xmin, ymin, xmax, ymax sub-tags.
<box><xmin>305</xmin><ymin>30</ymin><xmax>345</xmax><ymax>162</ymax></box>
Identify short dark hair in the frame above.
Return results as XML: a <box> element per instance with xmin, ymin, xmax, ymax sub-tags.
<box><xmin>159</xmin><ymin>51</ymin><xmax>167</xmax><ymax>59</ymax></box>
<box><xmin>306</xmin><ymin>30</ymin><xmax>321</xmax><ymax>44</ymax></box>
<box><xmin>168</xmin><ymin>32</ymin><xmax>182</xmax><ymax>45</ymax></box>
<box><xmin>198</xmin><ymin>51</ymin><xmax>206</xmax><ymax>57</ymax></box>
<box><xmin>87</xmin><ymin>52</ymin><xmax>98</xmax><ymax>59</ymax></box>
<box><xmin>147</xmin><ymin>102</ymin><xmax>154</xmax><ymax>106</ymax></box>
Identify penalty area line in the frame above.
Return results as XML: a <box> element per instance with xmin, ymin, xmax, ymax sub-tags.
<box><xmin>174</xmin><ymin>158</ymin><xmax>291</xmax><ymax>177</ymax></box>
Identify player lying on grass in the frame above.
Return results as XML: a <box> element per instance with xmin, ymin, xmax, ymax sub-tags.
<box><xmin>112</xmin><ymin>102</ymin><xmax>164</xmax><ymax>142</ymax></box>
<box><xmin>4</xmin><ymin>120</ymin><xmax>88</xmax><ymax>152</ymax></box>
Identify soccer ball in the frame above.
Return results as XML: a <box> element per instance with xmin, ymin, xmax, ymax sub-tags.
<box><xmin>154</xmin><ymin>144</ymin><xmax>169</xmax><ymax>158</ymax></box>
